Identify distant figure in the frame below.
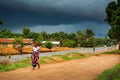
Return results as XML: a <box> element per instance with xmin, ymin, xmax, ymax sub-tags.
<box><xmin>18</xmin><ymin>46</ymin><xmax>23</xmax><ymax>55</ymax></box>
<box><xmin>31</xmin><ymin>42</ymin><xmax>40</xmax><ymax>70</ymax></box>
<box><xmin>104</xmin><ymin>45</ymin><xmax>107</xmax><ymax>51</ymax></box>
<box><xmin>93</xmin><ymin>46</ymin><xmax>95</xmax><ymax>52</ymax></box>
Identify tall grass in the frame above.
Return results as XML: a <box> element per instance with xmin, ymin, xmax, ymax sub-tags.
<box><xmin>0</xmin><ymin>58</ymin><xmax>31</xmax><ymax>72</ymax></box>
<box><xmin>96</xmin><ymin>63</ymin><xmax>120</xmax><ymax>80</ymax></box>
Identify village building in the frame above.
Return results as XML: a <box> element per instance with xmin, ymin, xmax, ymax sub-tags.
<box><xmin>0</xmin><ymin>38</ymin><xmax>33</xmax><ymax>48</ymax></box>
<box><xmin>0</xmin><ymin>38</ymin><xmax>60</xmax><ymax>48</ymax></box>
<box><xmin>41</xmin><ymin>41</ymin><xmax>60</xmax><ymax>47</ymax></box>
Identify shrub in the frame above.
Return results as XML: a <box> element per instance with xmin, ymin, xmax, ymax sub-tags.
<box><xmin>45</xmin><ymin>41</ymin><xmax>53</xmax><ymax>49</ymax></box>
<box><xmin>80</xmin><ymin>39</ymin><xmax>94</xmax><ymax>47</ymax></box>
<box><xmin>97</xmin><ymin>63</ymin><xmax>120</xmax><ymax>80</ymax></box>
<box><xmin>62</xmin><ymin>39</ymin><xmax>76</xmax><ymax>47</ymax></box>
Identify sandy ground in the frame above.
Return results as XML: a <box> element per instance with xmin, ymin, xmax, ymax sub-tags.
<box><xmin>0</xmin><ymin>54</ymin><xmax>120</xmax><ymax>80</ymax></box>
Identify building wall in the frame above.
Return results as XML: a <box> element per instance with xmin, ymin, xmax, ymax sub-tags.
<box><xmin>8</xmin><ymin>44</ymin><xmax>13</xmax><ymax>47</ymax></box>
<box><xmin>2</xmin><ymin>43</ymin><xmax>8</xmax><ymax>47</ymax></box>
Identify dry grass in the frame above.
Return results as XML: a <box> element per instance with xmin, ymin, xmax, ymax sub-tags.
<box><xmin>0</xmin><ymin>59</ymin><xmax>11</xmax><ymax>65</ymax></box>
<box><xmin>51</xmin><ymin>56</ymin><xmax>64</xmax><ymax>62</ymax></box>
<box><xmin>0</xmin><ymin>47</ymin><xmax>75</xmax><ymax>55</ymax></box>
<box><xmin>44</xmin><ymin>57</ymin><xmax>56</xmax><ymax>63</ymax></box>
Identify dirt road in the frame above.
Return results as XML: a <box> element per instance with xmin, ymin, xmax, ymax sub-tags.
<box><xmin>0</xmin><ymin>54</ymin><xmax>120</xmax><ymax>80</ymax></box>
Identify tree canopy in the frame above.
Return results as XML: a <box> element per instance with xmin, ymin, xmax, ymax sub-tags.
<box><xmin>22</xmin><ymin>27</ymin><xmax>30</xmax><ymax>38</ymax></box>
<box><xmin>0</xmin><ymin>27</ymin><xmax>114</xmax><ymax>47</ymax></box>
<box><xmin>84</xmin><ymin>29</ymin><xmax>95</xmax><ymax>40</ymax></box>
<box><xmin>105</xmin><ymin>0</ymin><xmax>120</xmax><ymax>42</ymax></box>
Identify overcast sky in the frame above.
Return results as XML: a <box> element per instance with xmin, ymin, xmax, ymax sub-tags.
<box><xmin>0</xmin><ymin>0</ymin><xmax>116</xmax><ymax>37</ymax></box>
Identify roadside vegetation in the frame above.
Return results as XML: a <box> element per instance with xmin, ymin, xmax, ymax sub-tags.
<box><xmin>97</xmin><ymin>50</ymin><xmax>120</xmax><ymax>80</ymax></box>
<box><xmin>0</xmin><ymin>52</ymin><xmax>86</xmax><ymax>72</ymax></box>
<box><xmin>97</xmin><ymin>0</ymin><xmax>120</xmax><ymax>78</ymax></box>
<box><xmin>97</xmin><ymin>63</ymin><xmax>120</xmax><ymax>80</ymax></box>
<box><xmin>102</xmin><ymin>50</ymin><xmax>120</xmax><ymax>54</ymax></box>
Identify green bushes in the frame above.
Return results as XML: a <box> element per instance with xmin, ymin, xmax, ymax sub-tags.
<box><xmin>45</xmin><ymin>41</ymin><xmax>53</xmax><ymax>49</ymax></box>
<box><xmin>80</xmin><ymin>39</ymin><xmax>94</xmax><ymax>47</ymax></box>
<box><xmin>97</xmin><ymin>63</ymin><xmax>120</xmax><ymax>80</ymax></box>
<box><xmin>62</xmin><ymin>40</ymin><xmax>76</xmax><ymax>47</ymax></box>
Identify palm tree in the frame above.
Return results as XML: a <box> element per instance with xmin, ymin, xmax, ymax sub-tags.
<box><xmin>22</xmin><ymin>27</ymin><xmax>30</xmax><ymax>38</ymax></box>
<box><xmin>40</xmin><ymin>31</ymin><xmax>49</xmax><ymax>40</ymax></box>
<box><xmin>85</xmin><ymin>29</ymin><xmax>95</xmax><ymax>40</ymax></box>
<box><xmin>76</xmin><ymin>31</ymin><xmax>84</xmax><ymax>47</ymax></box>
<box><xmin>13</xmin><ymin>36</ymin><xmax>24</xmax><ymax>54</ymax></box>
<box><xmin>37</xmin><ymin>34</ymin><xmax>44</xmax><ymax>46</ymax></box>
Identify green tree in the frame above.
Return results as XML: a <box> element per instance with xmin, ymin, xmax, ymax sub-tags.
<box><xmin>105</xmin><ymin>0</ymin><xmax>120</xmax><ymax>49</ymax></box>
<box><xmin>57</xmin><ymin>31</ymin><xmax>68</xmax><ymax>46</ymax></box>
<box><xmin>0</xmin><ymin>29</ymin><xmax>14</xmax><ymax>38</ymax></box>
<box><xmin>68</xmin><ymin>33</ymin><xmax>76</xmax><ymax>41</ymax></box>
<box><xmin>50</xmin><ymin>32</ymin><xmax>68</xmax><ymax>46</ymax></box>
<box><xmin>76</xmin><ymin>31</ymin><xmax>84</xmax><ymax>47</ymax></box>
<box><xmin>95</xmin><ymin>38</ymin><xmax>104</xmax><ymax>47</ymax></box>
<box><xmin>105</xmin><ymin>1</ymin><xmax>117</xmax><ymax>23</ymax></box>
<box><xmin>40</xmin><ymin>31</ymin><xmax>49</xmax><ymax>40</ymax></box>
<box><xmin>13</xmin><ymin>36</ymin><xmax>24</xmax><ymax>54</ymax></box>
<box><xmin>22</xmin><ymin>27</ymin><xmax>30</xmax><ymax>38</ymax></box>
<box><xmin>80</xmin><ymin>39</ymin><xmax>94</xmax><ymax>47</ymax></box>
<box><xmin>50</xmin><ymin>32</ymin><xmax>60</xmax><ymax>41</ymax></box>
<box><xmin>37</xmin><ymin>34</ymin><xmax>44</xmax><ymax>46</ymax></box>
<box><xmin>13</xmin><ymin>36</ymin><xmax>24</xmax><ymax>48</ymax></box>
<box><xmin>62</xmin><ymin>39</ymin><xmax>76</xmax><ymax>48</ymax></box>
<box><xmin>45</xmin><ymin>41</ymin><xmax>53</xmax><ymax>49</ymax></box>
<box><xmin>29</xmin><ymin>32</ymin><xmax>39</xmax><ymax>41</ymax></box>
<box><xmin>84</xmin><ymin>29</ymin><xmax>95</xmax><ymax>40</ymax></box>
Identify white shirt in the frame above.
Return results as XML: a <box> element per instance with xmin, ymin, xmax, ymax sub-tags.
<box><xmin>33</xmin><ymin>46</ymin><xmax>40</xmax><ymax>52</ymax></box>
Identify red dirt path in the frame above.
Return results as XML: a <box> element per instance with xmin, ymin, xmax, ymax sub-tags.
<box><xmin>0</xmin><ymin>54</ymin><xmax>120</xmax><ymax>80</ymax></box>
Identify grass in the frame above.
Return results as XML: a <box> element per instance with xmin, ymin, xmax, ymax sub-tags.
<box><xmin>0</xmin><ymin>58</ymin><xmax>31</xmax><ymax>72</ymax></box>
<box><xmin>0</xmin><ymin>57</ymin><xmax>48</xmax><ymax>72</ymax></box>
<box><xmin>102</xmin><ymin>50</ymin><xmax>120</xmax><ymax>54</ymax></box>
<box><xmin>96</xmin><ymin>50</ymin><xmax>120</xmax><ymax>80</ymax></box>
<box><xmin>0</xmin><ymin>52</ymin><xmax>86</xmax><ymax>72</ymax></box>
<box><xmin>96</xmin><ymin>63</ymin><xmax>120</xmax><ymax>80</ymax></box>
<box><xmin>53</xmin><ymin>52</ymin><xmax>86</xmax><ymax>60</ymax></box>
<box><xmin>40</xmin><ymin>57</ymin><xmax>47</xmax><ymax>64</ymax></box>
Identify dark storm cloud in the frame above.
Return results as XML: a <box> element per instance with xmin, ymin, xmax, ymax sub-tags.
<box><xmin>0</xmin><ymin>0</ymin><xmax>116</xmax><ymax>37</ymax></box>
<box><xmin>0</xmin><ymin>0</ymin><xmax>116</xmax><ymax>23</ymax></box>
